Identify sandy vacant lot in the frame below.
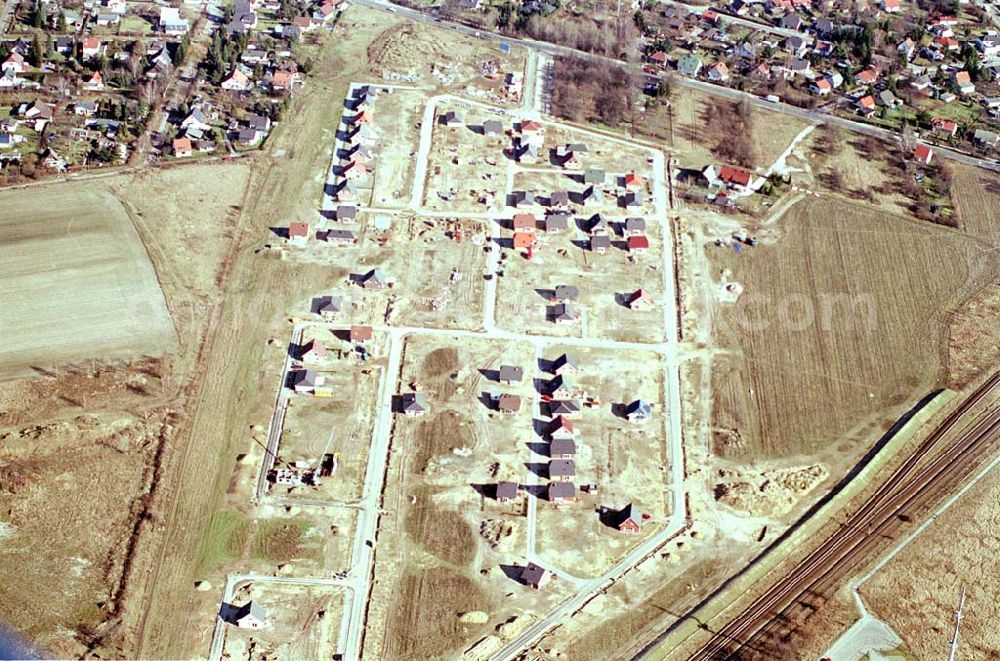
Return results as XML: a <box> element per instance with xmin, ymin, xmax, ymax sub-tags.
<box><xmin>0</xmin><ymin>187</ymin><xmax>174</xmax><ymax>378</ymax></box>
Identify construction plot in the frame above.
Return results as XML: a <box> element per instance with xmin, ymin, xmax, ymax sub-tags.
<box><xmin>0</xmin><ymin>186</ymin><xmax>175</xmax><ymax>378</ymax></box>
<box><xmin>366</xmin><ymin>22</ymin><xmax>526</xmax><ymax>105</ymax></box>
<box><xmin>368</xmin><ymin>89</ymin><xmax>425</xmax><ymax>209</ymax></box>
<box><xmin>422</xmin><ymin>100</ymin><xmax>510</xmax><ymax>214</ymax></box>
<box><xmin>530</xmin><ymin>344</ymin><xmax>670</xmax><ymax>578</ymax></box>
<box><xmin>220</xmin><ymin>581</ymin><xmax>343</xmax><ymax>661</ymax></box>
<box><xmin>347</xmin><ymin>215</ymin><xmax>489</xmax><ymax>330</ymax></box>
<box><xmin>493</xmin><ymin>217</ymin><xmax>666</xmax><ymax>343</ymax></box>
<box><xmin>365</xmin><ymin>334</ymin><xmax>576</xmax><ymax>659</ymax></box>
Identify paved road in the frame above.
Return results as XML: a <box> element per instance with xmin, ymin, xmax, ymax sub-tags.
<box><xmin>351</xmin><ymin>0</ymin><xmax>1000</xmax><ymax>175</ymax></box>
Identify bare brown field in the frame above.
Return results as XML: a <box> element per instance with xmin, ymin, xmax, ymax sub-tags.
<box><xmin>709</xmin><ymin>197</ymin><xmax>988</xmax><ymax>464</ymax></box>
<box><xmin>860</xmin><ymin>468</ymin><xmax>1000</xmax><ymax>660</ymax></box>
<box><xmin>494</xmin><ymin>218</ymin><xmax>667</xmax><ymax>343</ymax></box>
<box><xmin>0</xmin><ymin>412</ymin><xmax>164</xmax><ymax>657</ymax></box>
<box><xmin>370</xmin><ymin>90</ymin><xmax>424</xmax><ymax>208</ymax></box>
<box><xmin>0</xmin><ymin>186</ymin><xmax>174</xmax><ymax>378</ymax></box>
<box><xmin>952</xmin><ymin>162</ymin><xmax>1000</xmax><ymax>240</ymax></box>
<box><xmin>367</xmin><ymin>334</ymin><xmax>574</xmax><ymax>658</ymax></box>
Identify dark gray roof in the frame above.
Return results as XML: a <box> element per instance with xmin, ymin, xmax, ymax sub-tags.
<box><xmin>548</xmin><ymin>481</ymin><xmax>575</xmax><ymax>500</ymax></box>
<box><xmin>591</xmin><ymin>235</ymin><xmax>611</xmax><ymax>250</ymax></box>
<box><xmin>552</xmin><ymin>302</ymin><xmax>577</xmax><ymax>321</ymax></box>
<box><xmin>234</xmin><ymin>600</ymin><xmax>268</xmax><ymax>623</ymax></box>
<box><xmin>521</xmin><ymin>562</ymin><xmax>549</xmax><ymax>585</ymax></box>
<box><xmin>496</xmin><ymin>481</ymin><xmax>518</xmax><ymax>499</ymax></box>
<box><xmin>337</xmin><ymin>205</ymin><xmax>357</xmax><ymax>220</ymax></box>
<box><xmin>313</xmin><ymin>295</ymin><xmax>342</xmax><ymax>314</ymax></box>
<box><xmin>289</xmin><ymin>369</ymin><xmax>317</xmax><ymax>387</ymax></box>
<box><xmin>627</xmin><ymin>399</ymin><xmax>652</xmax><ymax>418</ymax></box>
<box><xmin>549</xmin><ymin>191</ymin><xmax>570</xmax><ymax>206</ymax></box>
<box><xmin>549</xmin><ymin>459</ymin><xmax>575</xmax><ymax>477</ymax></box>
<box><xmin>544</xmin><ymin>214</ymin><xmax>569</xmax><ymax>231</ymax></box>
<box><xmin>401</xmin><ymin>392</ymin><xmax>428</xmax><ymax>413</ymax></box>
<box><xmin>625</xmin><ymin>217</ymin><xmax>646</xmax><ymax>232</ymax></box>
<box><xmin>550</xmin><ymin>438</ymin><xmax>576</xmax><ymax>456</ymax></box>
<box><xmin>483</xmin><ymin>119</ymin><xmax>503</xmax><ymax>133</ymax></box>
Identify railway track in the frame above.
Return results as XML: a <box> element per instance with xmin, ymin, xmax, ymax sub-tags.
<box><xmin>689</xmin><ymin>371</ymin><xmax>1000</xmax><ymax>660</ymax></box>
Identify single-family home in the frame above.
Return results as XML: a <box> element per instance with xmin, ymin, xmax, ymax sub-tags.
<box><xmin>549</xmin><ymin>415</ymin><xmax>575</xmax><ymax>440</ymax></box>
<box><xmin>496</xmin><ymin>481</ymin><xmax>519</xmax><ymax>502</ymax></box>
<box><xmin>550</xmin><ymin>438</ymin><xmax>576</xmax><ymax>460</ymax></box>
<box><xmin>931</xmin><ymin>117</ymin><xmax>958</xmax><ymax>137</ymax></box>
<box><xmin>856</xmin><ymin>95</ymin><xmax>876</xmax><ymax>116</ymax></box>
<box><xmin>222</xmin><ymin>68</ymin><xmax>251</xmax><ymax>91</ymax></box>
<box><xmin>626</xmin><ymin>399</ymin><xmax>652</xmax><ymax>423</ymax></box>
<box><xmin>549</xmin><ymin>459</ymin><xmax>576</xmax><ymax>482</ymax></box>
<box><xmin>173</xmin><ymin>137</ymin><xmax>193</xmax><ymax>158</ymax></box>
<box><xmin>82</xmin><ymin>37</ymin><xmax>104</xmax><ymax>59</ymax></box>
<box><xmin>438</xmin><ymin>110</ymin><xmax>462</xmax><ymax>127</ymax></box>
<box><xmin>288</xmin><ymin>222</ymin><xmax>309</xmax><ymax>245</ymax></box>
<box><xmin>551</xmin><ymin>353</ymin><xmax>578</xmax><ymax>375</ymax></box>
<box><xmin>627</xmin><ymin>235</ymin><xmax>650</xmax><ymax>253</ymax></box>
<box><xmin>590</xmin><ymin>234</ymin><xmax>611</xmax><ymax>254</ymax></box>
<box><xmin>498</xmin><ymin>365</ymin><xmax>524</xmax><ymax>384</ymax></box>
<box><xmin>498</xmin><ymin>394</ymin><xmax>521</xmax><ymax>414</ymax></box>
<box><xmin>855</xmin><ymin>67</ymin><xmax>879</xmax><ymax>86</ymax></box>
<box><xmin>543</xmin><ymin>213</ymin><xmax>569</xmax><ymax>233</ymax></box>
<box><xmin>349</xmin><ymin>325</ymin><xmax>373</xmax><ymax>344</ymax></box>
<box><xmin>617</xmin><ymin>503</ymin><xmax>643</xmax><ymax>533</ymax></box>
<box><xmin>551</xmin><ymin>302</ymin><xmax>578</xmax><ymax>324</ymax></box>
<box><xmin>626</xmin><ymin>288</ymin><xmax>655</xmax><ymax>310</ymax></box>
<box><xmin>299</xmin><ymin>339</ymin><xmax>327</xmax><ymax>363</ymax></box>
<box><xmin>400</xmin><ymin>392</ymin><xmax>428</xmax><ymax>416</ymax></box>
<box><xmin>549</xmin><ymin>400</ymin><xmax>581</xmax><ymax>416</ymax></box>
<box><xmin>677</xmin><ymin>53</ymin><xmax>703</xmax><ymax>77</ymax></box>
<box><xmin>913</xmin><ymin>143</ymin><xmax>933</xmax><ymax>164</ymax></box>
<box><xmin>2</xmin><ymin>52</ymin><xmax>25</xmax><ymax>74</ymax></box>
<box><xmin>706</xmin><ymin>61</ymin><xmax>730</xmax><ymax>82</ymax></box>
<box><xmin>521</xmin><ymin>562</ymin><xmax>552</xmax><ymax>588</ymax></box>
<box><xmin>954</xmin><ymin>70</ymin><xmax>975</xmax><ymax>95</ymax></box>
<box><xmin>312</xmin><ymin>295</ymin><xmax>342</xmax><ymax>318</ymax></box>
<box><xmin>233</xmin><ymin>601</ymin><xmax>268</xmax><ymax>629</ymax></box>
<box><xmin>810</xmin><ymin>77</ymin><xmax>832</xmax><ymax>95</ymax></box>
<box><xmin>548</xmin><ymin>481</ymin><xmax>576</xmax><ymax>505</ymax></box>
<box><xmin>359</xmin><ymin>269</ymin><xmax>387</xmax><ymax>288</ymax></box>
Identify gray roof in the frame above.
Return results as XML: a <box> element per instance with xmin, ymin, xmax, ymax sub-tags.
<box><xmin>337</xmin><ymin>205</ymin><xmax>357</xmax><ymax>220</ymax></box>
<box><xmin>552</xmin><ymin>302</ymin><xmax>577</xmax><ymax>321</ymax></box>
<box><xmin>552</xmin><ymin>353</ymin><xmax>577</xmax><ymax>372</ymax></box>
<box><xmin>498</xmin><ymin>365</ymin><xmax>524</xmax><ymax>382</ymax></box>
<box><xmin>521</xmin><ymin>562</ymin><xmax>549</xmax><ymax>585</ymax></box>
<box><xmin>625</xmin><ymin>217</ymin><xmax>646</xmax><ymax>232</ymax></box>
<box><xmin>548</xmin><ymin>481</ymin><xmax>575</xmax><ymax>500</ymax></box>
<box><xmin>289</xmin><ymin>369</ymin><xmax>317</xmax><ymax>388</ymax></box>
<box><xmin>496</xmin><ymin>481</ymin><xmax>518</xmax><ymax>499</ymax></box>
<box><xmin>591</xmin><ymin>235</ymin><xmax>612</xmax><ymax>250</ymax></box>
<box><xmin>544</xmin><ymin>214</ymin><xmax>569</xmax><ymax>231</ymax></box>
<box><xmin>550</xmin><ymin>438</ymin><xmax>577</xmax><ymax>456</ymax></box>
<box><xmin>313</xmin><ymin>295</ymin><xmax>342</xmax><ymax>314</ymax></box>
<box><xmin>549</xmin><ymin>459</ymin><xmax>576</xmax><ymax>477</ymax></box>
<box><xmin>362</xmin><ymin>269</ymin><xmax>387</xmax><ymax>286</ymax></box>
<box><xmin>234</xmin><ymin>600</ymin><xmax>268</xmax><ymax>623</ymax></box>
<box><xmin>401</xmin><ymin>392</ymin><xmax>428</xmax><ymax>413</ymax></box>
<box><xmin>554</xmin><ymin>285</ymin><xmax>578</xmax><ymax>301</ymax></box>
<box><xmin>326</xmin><ymin>229</ymin><xmax>356</xmax><ymax>242</ymax></box>
<box><xmin>483</xmin><ymin>119</ymin><xmax>503</xmax><ymax>133</ymax></box>
<box><xmin>620</xmin><ymin>503</ymin><xmax>642</xmax><ymax>527</ymax></box>
<box><xmin>549</xmin><ymin>190</ymin><xmax>570</xmax><ymax>206</ymax></box>
<box><xmin>627</xmin><ymin>399</ymin><xmax>652</xmax><ymax>418</ymax></box>
<box><xmin>549</xmin><ymin>399</ymin><xmax>581</xmax><ymax>415</ymax></box>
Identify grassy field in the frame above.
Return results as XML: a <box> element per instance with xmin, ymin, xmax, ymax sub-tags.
<box><xmin>709</xmin><ymin>197</ymin><xmax>987</xmax><ymax>467</ymax></box>
<box><xmin>0</xmin><ymin>187</ymin><xmax>174</xmax><ymax>378</ymax></box>
<box><xmin>861</xmin><ymin>466</ymin><xmax>1000</xmax><ymax>659</ymax></box>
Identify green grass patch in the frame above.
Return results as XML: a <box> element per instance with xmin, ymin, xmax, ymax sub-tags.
<box><xmin>194</xmin><ymin>509</ymin><xmax>249</xmax><ymax>573</ymax></box>
<box><xmin>251</xmin><ymin>518</ymin><xmax>317</xmax><ymax>562</ymax></box>
<box><xmin>119</xmin><ymin>15</ymin><xmax>152</xmax><ymax>34</ymax></box>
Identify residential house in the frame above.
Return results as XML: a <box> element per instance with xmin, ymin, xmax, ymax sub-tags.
<box><xmin>647</xmin><ymin>50</ymin><xmax>669</xmax><ymax>68</ymax></box>
<box><xmin>780</xmin><ymin>14</ymin><xmax>803</xmax><ymax>30</ymax></box>
<box><xmin>954</xmin><ymin>70</ymin><xmax>975</xmax><ymax>95</ymax></box>
<box><xmin>512</xmin><ymin>230</ymin><xmax>536</xmax><ymax>249</ymax></box>
<box><xmin>617</xmin><ymin>503</ymin><xmax>643</xmax><ymax>533</ymax></box>
<box><xmin>551</xmin><ymin>354</ymin><xmax>578</xmax><ymax>375</ymax></box>
<box><xmin>856</xmin><ymin>95</ymin><xmax>876</xmax><ymax>116</ymax></box>
<box><xmin>550</xmin><ymin>438</ymin><xmax>576</xmax><ymax>460</ymax></box>
<box><xmin>810</xmin><ymin>77</ymin><xmax>832</xmax><ymax>95</ymax></box>
<box><xmin>159</xmin><ymin>7</ymin><xmax>190</xmax><ymax>34</ymax></box>
<box><xmin>881</xmin><ymin>0</ymin><xmax>900</xmax><ymax>12</ymax></box>
<box><xmin>704</xmin><ymin>164</ymin><xmax>755</xmax><ymax>191</ymax></box>
<box><xmin>349</xmin><ymin>325</ymin><xmax>373</xmax><ymax>344</ymax></box>
<box><xmin>288</xmin><ymin>222</ymin><xmax>309</xmax><ymax>245</ymax></box>
<box><xmin>289</xmin><ymin>368</ymin><xmax>319</xmax><ymax>393</ymax></box>
<box><xmin>181</xmin><ymin>108</ymin><xmax>211</xmax><ymax>132</ymax></box>
<box><xmin>549</xmin><ymin>459</ymin><xmax>576</xmax><ymax>482</ymax></box>
<box><xmin>623</xmin><ymin>172</ymin><xmax>646</xmax><ymax>190</ymax></box>
<box><xmin>783</xmin><ymin>58</ymin><xmax>810</xmax><ymax>78</ymax></box>
<box><xmin>877</xmin><ymin>89</ymin><xmax>899</xmax><ymax>107</ymax></box>
<box><xmin>400</xmin><ymin>392</ymin><xmax>429</xmax><ymax>416</ymax></box>
<box><xmin>677</xmin><ymin>53</ymin><xmax>703</xmax><ymax>77</ymax></box>
<box><xmin>74</xmin><ymin>101</ymin><xmax>98</xmax><ymax>117</ymax></box>
<box><xmin>496</xmin><ymin>481</ymin><xmax>519</xmax><ymax>502</ymax></box>
<box><xmin>359</xmin><ymin>269</ymin><xmax>387</xmax><ymax>288</ymax></box>
<box><xmin>483</xmin><ymin>119</ymin><xmax>503</xmax><ymax>136</ymax></box>
<box><xmin>510</xmin><ymin>190</ymin><xmax>535</xmax><ymax>208</ymax></box>
<box><xmin>82</xmin><ymin>37</ymin><xmax>104</xmax><ymax>59</ymax></box>
<box><xmin>549</xmin><ymin>400</ymin><xmax>581</xmax><ymax>416</ymax></box>
<box><xmin>549</xmin><ymin>415</ymin><xmax>575</xmax><ymax>440</ymax></box>
<box><xmin>783</xmin><ymin>35</ymin><xmax>809</xmax><ymax>57</ymax></box>
<box><xmin>521</xmin><ymin>563</ymin><xmax>552</xmax><ymax>588</ymax></box>
<box><xmin>590</xmin><ymin>234</ymin><xmax>611</xmax><ymax>254</ymax></box>
<box><xmin>438</xmin><ymin>110</ymin><xmax>462</xmax><ymax>127</ymax></box>
<box><xmin>336</xmin><ymin>205</ymin><xmax>357</xmax><ymax>221</ymax></box>
<box><xmin>548</xmin><ymin>482</ymin><xmax>576</xmax><ymax>505</ymax></box>
<box><xmin>549</xmin><ymin>190</ymin><xmax>570</xmax><ymax>209</ymax></box>
<box><xmin>233</xmin><ymin>601</ymin><xmax>268</xmax><ymax>629</ymax></box>
<box><xmin>312</xmin><ymin>295</ymin><xmax>343</xmax><ymax>318</ymax></box>
<box><xmin>626</xmin><ymin>288</ymin><xmax>655</xmax><ymax>310</ymax></box>
<box><xmin>299</xmin><ymin>339</ymin><xmax>327</xmax><ymax>363</ymax></box>
<box><xmin>627</xmin><ymin>235</ymin><xmax>650</xmax><ymax>253</ymax></box>
<box><xmin>855</xmin><ymin>67</ymin><xmax>879</xmax><ymax>86</ymax></box>
<box><xmin>512</xmin><ymin>213</ymin><xmax>536</xmax><ymax>232</ymax></box>
<box><xmin>498</xmin><ymin>394</ymin><xmax>521</xmax><ymax>414</ymax></box>
<box><xmin>222</xmin><ymin>68</ymin><xmax>251</xmax><ymax>91</ymax></box>
<box><xmin>2</xmin><ymin>52</ymin><xmax>25</xmax><ymax>74</ymax></box>
<box><xmin>552</xmin><ymin>285</ymin><xmax>579</xmax><ymax>302</ymax></box>
<box><xmin>706</xmin><ymin>61</ymin><xmax>730</xmax><ymax>81</ymax></box>
<box><xmin>85</xmin><ymin>71</ymin><xmax>103</xmax><ymax>91</ymax></box>
<box><xmin>498</xmin><ymin>365</ymin><xmax>524</xmax><ymax>384</ymax></box>
<box><xmin>626</xmin><ymin>399</ymin><xmax>652</xmax><ymax>423</ymax></box>
<box><xmin>543</xmin><ymin>213</ymin><xmax>569</xmax><ymax>233</ymax></box>
<box><xmin>324</xmin><ymin>229</ymin><xmax>357</xmax><ymax>245</ymax></box>
<box><xmin>551</xmin><ymin>302</ymin><xmax>578</xmax><ymax>324</ymax></box>
<box><xmin>898</xmin><ymin>37</ymin><xmax>916</xmax><ymax>60</ymax></box>
<box><xmin>625</xmin><ymin>217</ymin><xmax>646</xmax><ymax>235</ymax></box>
<box><xmin>913</xmin><ymin>143</ymin><xmax>933</xmax><ymax>164</ymax></box>
<box><xmin>173</xmin><ymin>137</ymin><xmax>193</xmax><ymax>157</ymax></box>
<box><xmin>931</xmin><ymin>117</ymin><xmax>958</xmax><ymax>137</ymax></box>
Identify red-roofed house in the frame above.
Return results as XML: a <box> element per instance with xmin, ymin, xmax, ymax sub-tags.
<box><xmin>914</xmin><ymin>144</ymin><xmax>933</xmax><ymax>164</ymax></box>
<box><xmin>931</xmin><ymin>117</ymin><xmax>958</xmax><ymax>136</ymax></box>
<box><xmin>342</xmin><ymin>160</ymin><xmax>368</xmax><ymax>180</ymax></box>
<box><xmin>626</xmin><ymin>288</ymin><xmax>654</xmax><ymax>310</ymax></box>
<box><xmin>953</xmin><ymin>70</ymin><xmax>975</xmax><ymax>95</ymax></box>
<box><xmin>882</xmin><ymin>0</ymin><xmax>901</xmax><ymax>12</ymax></box>
<box><xmin>173</xmin><ymin>137</ymin><xmax>192</xmax><ymax>157</ymax></box>
<box><xmin>288</xmin><ymin>222</ymin><xmax>310</xmax><ymax>245</ymax></box>
<box><xmin>82</xmin><ymin>37</ymin><xmax>104</xmax><ymax>59</ymax></box>
<box><xmin>623</xmin><ymin>172</ymin><xmax>646</xmax><ymax>190</ymax></box>
<box><xmin>856</xmin><ymin>95</ymin><xmax>876</xmax><ymax>115</ymax></box>
<box><xmin>627</xmin><ymin>235</ymin><xmax>650</xmax><ymax>254</ymax></box>
<box><xmin>513</xmin><ymin>231</ymin><xmax>536</xmax><ymax>249</ymax></box>
<box><xmin>714</xmin><ymin>165</ymin><xmax>754</xmax><ymax>190</ymax></box>
<box><xmin>855</xmin><ymin>67</ymin><xmax>878</xmax><ymax>85</ymax></box>
<box><xmin>809</xmin><ymin>77</ymin><xmax>832</xmax><ymax>96</ymax></box>
<box><xmin>647</xmin><ymin>50</ymin><xmax>669</xmax><ymax>68</ymax></box>
<box><xmin>519</xmin><ymin>119</ymin><xmax>543</xmax><ymax>134</ymax></box>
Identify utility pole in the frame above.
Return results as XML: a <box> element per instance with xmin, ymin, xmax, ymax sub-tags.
<box><xmin>947</xmin><ymin>586</ymin><xmax>966</xmax><ymax>661</ymax></box>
